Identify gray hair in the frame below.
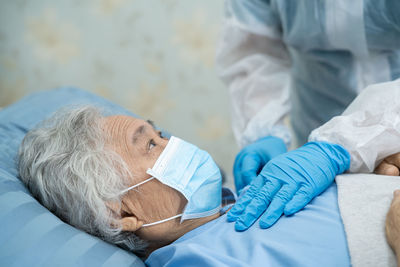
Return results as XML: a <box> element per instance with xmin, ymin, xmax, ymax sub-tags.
<box><xmin>18</xmin><ymin>105</ymin><xmax>148</xmax><ymax>255</ymax></box>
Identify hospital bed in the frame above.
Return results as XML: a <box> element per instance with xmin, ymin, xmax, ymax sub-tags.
<box><xmin>1</xmin><ymin>87</ymin><xmax>395</xmax><ymax>266</ymax></box>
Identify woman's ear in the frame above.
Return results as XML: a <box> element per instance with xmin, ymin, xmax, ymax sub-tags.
<box><xmin>107</xmin><ymin>201</ymin><xmax>144</xmax><ymax>232</ymax></box>
<box><xmin>119</xmin><ymin>216</ymin><xmax>144</xmax><ymax>232</ymax></box>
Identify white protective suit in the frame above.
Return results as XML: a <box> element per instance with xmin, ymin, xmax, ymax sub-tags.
<box><xmin>217</xmin><ymin>0</ymin><xmax>400</xmax><ymax>148</ymax></box>
<box><xmin>309</xmin><ymin>79</ymin><xmax>400</xmax><ymax>173</ymax></box>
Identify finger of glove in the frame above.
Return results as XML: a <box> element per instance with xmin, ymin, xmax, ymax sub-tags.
<box><xmin>283</xmin><ymin>186</ymin><xmax>314</xmax><ymax>216</ymax></box>
<box><xmin>259</xmin><ymin>184</ymin><xmax>298</xmax><ymax>228</ymax></box>
<box><xmin>240</xmin><ymin>155</ymin><xmax>261</xmax><ymax>183</ymax></box>
<box><xmin>233</xmin><ymin>152</ymin><xmax>251</xmax><ymax>192</ymax></box>
<box><xmin>233</xmin><ymin>153</ymin><xmax>244</xmax><ymax>189</ymax></box>
<box><xmin>227</xmin><ymin>175</ymin><xmax>265</xmax><ymax>222</ymax></box>
<box><xmin>235</xmin><ymin>179</ymin><xmax>281</xmax><ymax>231</ymax></box>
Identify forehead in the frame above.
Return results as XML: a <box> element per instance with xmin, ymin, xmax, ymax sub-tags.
<box><xmin>102</xmin><ymin>115</ymin><xmax>145</xmax><ymax>135</ymax></box>
<box><xmin>103</xmin><ymin>115</ymin><xmax>142</xmax><ymax>126</ymax></box>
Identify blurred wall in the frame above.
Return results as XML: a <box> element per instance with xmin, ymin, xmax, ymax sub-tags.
<box><xmin>0</xmin><ymin>0</ymin><xmax>238</xmax><ymax>188</ymax></box>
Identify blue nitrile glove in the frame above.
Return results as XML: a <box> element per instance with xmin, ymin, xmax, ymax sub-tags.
<box><xmin>227</xmin><ymin>141</ymin><xmax>350</xmax><ymax>231</ymax></box>
<box><xmin>233</xmin><ymin>136</ymin><xmax>287</xmax><ymax>194</ymax></box>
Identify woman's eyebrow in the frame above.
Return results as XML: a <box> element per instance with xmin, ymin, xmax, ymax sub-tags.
<box><xmin>132</xmin><ymin>120</ymin><xmax>156</xmax><ymax>144</ymax></box>
<box><xmin>132</xmin><ymin>125</ymin><xmax>146</xmax><ymax>144</ymax></box>
<box><xmin>146</xmin><ymin>120</ymin><xmax>157</xmax><ymax>131</ymax></box>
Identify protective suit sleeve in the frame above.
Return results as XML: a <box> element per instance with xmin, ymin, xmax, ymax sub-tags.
<box><xmin>309</xmin><ymin>79</ymin><xmax>400</xmax><ymax>173</ymax></box>
<box><xmin>216</xmin><ymin>0</ymin><xmax>292</xmax><ymax>148</ymax></box>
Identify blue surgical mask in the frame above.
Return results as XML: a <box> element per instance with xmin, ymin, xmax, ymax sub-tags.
<box><xmin>120</xmin><ymin>136</ymin><xmax>222</xmax><ymax>227</ymax></box>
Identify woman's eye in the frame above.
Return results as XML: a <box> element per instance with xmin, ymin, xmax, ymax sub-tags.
<box><xmin>149</xmin><ymin>139</ymin><xmax>156</xmax><ymax>150</ymax></box>
<box><xmin>158</xmin><ymin>131</ymin><xmax>163</xmax><ymax>138</ymax></box>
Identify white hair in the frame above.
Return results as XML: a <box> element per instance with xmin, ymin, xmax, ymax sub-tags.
<box><xmin>18</xmin><ymin>105</ymin><xmax>148</xmax><ymax>255</ymax></box>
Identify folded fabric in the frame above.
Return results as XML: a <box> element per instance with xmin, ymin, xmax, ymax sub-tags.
<box><xmin>336</xmin><ymin>173</ymin><xmax>399</xmax><ymax>267</ymax></box>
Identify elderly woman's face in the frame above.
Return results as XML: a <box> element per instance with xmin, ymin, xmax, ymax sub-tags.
<box><xmin>103</xmin><ymin>115</ymin><xmax>190</xmax><ymax>244</ymax></box>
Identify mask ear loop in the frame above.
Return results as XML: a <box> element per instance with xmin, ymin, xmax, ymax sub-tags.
<box><xmin>141</xmin><ymin>213</ymin><xmax>183</xmax><ymax>228</ymax></box>
<box><xmin>120</xmin><ymin>176</ymin><xmax>156</xmax><ymax>195</ymax></box>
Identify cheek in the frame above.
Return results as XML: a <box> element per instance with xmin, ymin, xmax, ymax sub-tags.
<box><xmin>144</xmin><ymin>182</ymin><xmax>187</xmax><ymax>215</ymax></box>
<box><xmin>128</xmin><ymin>142</ymin><xmax>165</xmax><ymax>176</ymax></box>
<box><xmin>161</xmin><ymin>185</ymin><xmax>187</xmax><ymax>214</ymax></box>
<box><xmin>127</xmin><ymin>152</ymin><xmax>157</xmax><ymax>177</ymax></box>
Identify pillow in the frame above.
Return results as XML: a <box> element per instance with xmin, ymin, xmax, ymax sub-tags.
<box><xmin>0</xmin><ymin>87</ymin><xmax>145</xmax><ymax>267</ymax></box>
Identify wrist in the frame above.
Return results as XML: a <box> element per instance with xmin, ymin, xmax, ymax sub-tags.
<box><xmin>305</xmin><ymin>141</ymin><xmax>351</xmax><ymax>174</ymax></box>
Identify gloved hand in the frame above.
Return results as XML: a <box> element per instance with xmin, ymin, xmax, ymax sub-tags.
<box><xmin>228</xmin><ymin>141</ymin><xmax>350</xmax><ymax>231</ymax></box>
<box><xmin>233</xmin><ymin>136</ymin><xmax>287</xmax><ymax>194</ymax></box>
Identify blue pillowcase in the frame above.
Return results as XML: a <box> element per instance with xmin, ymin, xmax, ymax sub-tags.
<box><xmin>0</xmin><ymin>87</ymin><xmax>145</xmax><ymax>267</ymax></box>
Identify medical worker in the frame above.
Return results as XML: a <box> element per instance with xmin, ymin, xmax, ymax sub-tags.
<box><xmin>216</xmin><ymin>1</ymin><xmax>400</xmax><ymax>231</ymax></box>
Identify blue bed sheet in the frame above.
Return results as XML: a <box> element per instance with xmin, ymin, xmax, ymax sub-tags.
<box><xmin>146</xmin><ymin>184</ymin><xmax>350</xmax><ymax>267</ymax></box>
